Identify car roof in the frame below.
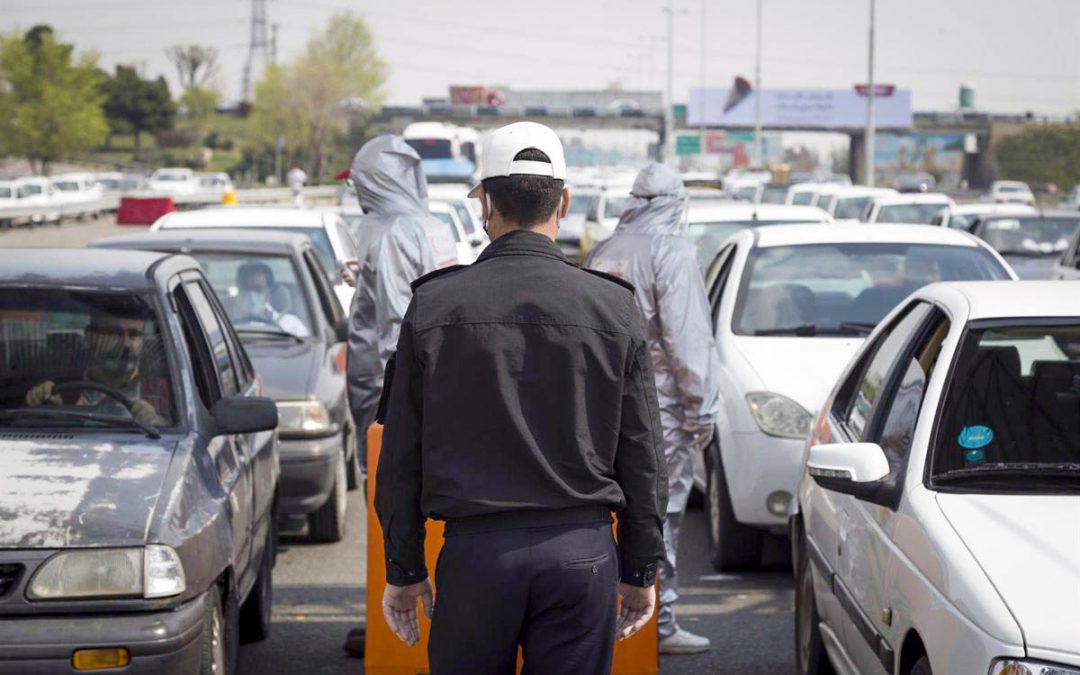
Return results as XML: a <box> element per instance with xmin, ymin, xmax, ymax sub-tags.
<box><xmin>873</xmin><ymin>193</ymin><xmax>954</xmax><ymax>205</ymax></box>
<box><xmin>429</xmin><ymin>201</ymin><xmax>454</xmax><ymax>214</ymax></box>
<box><xmin>752</xmin><ymin>223</ymin><xmax>983</xmax><ymax>248</ymax></box>
<box><xmin>948</xmin><ymin>203</ymin><xmax>1036</xmax><ymax>216</ymax></box>
<box><xmin>426</xmin><ymin>183</ymin><xmax>472</xmax><ymax>198</ymax></box>
<box><xmin>925</xmin><ymin>281</ymin><xmax>1080</xmax><ymax>320</ymax></box>
<box><xmin>154</xmin><ymin>207</ymin><xmax>329</xmax><ymax>230</ymax></box>
<box><xmin>0</xmin><ymin>248</ymin><xmax>183</xmax><ymax>289</ymax></box>
<box><xmin>92</xmin><ymin>229</ymin><xmax>310</xmax><ymax>256</ymax></box>
<box><xmin>688</xmin><ymin>203</ymin><xmax>829</xmax><ymax>222</ymax></box>
<box><xmin>831</xmin><ymin>186</ymin><xmax>897</xmax><ymax>198</ymax></box>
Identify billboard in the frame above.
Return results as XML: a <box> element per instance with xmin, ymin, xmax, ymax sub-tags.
<box><xmin>688</xmin><ymin>88</ymin><xmax>913</xmax><ymax>130</ymax></box>
<box><xmin>875</xmin><ymin>133</ymin><xmax>967</xmax><ymax>188</ymax></box>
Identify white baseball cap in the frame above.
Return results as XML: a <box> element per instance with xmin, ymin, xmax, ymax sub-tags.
<box><xmin>467</xmin><ymin>122</ymin><xmax>567</xmax><ymax>198</ymax></box>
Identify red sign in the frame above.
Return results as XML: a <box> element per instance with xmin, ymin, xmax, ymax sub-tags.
<box><xmin>855</xmin><ymin>84</ymin><xmax>896</xmax><ymax>97</ymax></box>
<box><xmin>449</xmin><ymin>85</ymin><xmax>486</xmax><ymax>105</ymax></box>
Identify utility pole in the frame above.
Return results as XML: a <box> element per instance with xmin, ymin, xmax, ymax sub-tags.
<box><xmin>241</xmin><ymin>0</ymin><xmax>271</xmax><ymax>102</ymax></box>
<box><xmin>865</xmin><ymin>0</ymin><xmax>876</xmax><ymax>186</ymax></box>
<box><xmin>699</xmin><ymin>0</ymin><xmax>707</xmax><ymax>157</ymax></box>
<box><xmin>664</xmin><ymin>0</ymin><xmax>676</xmax><ymax>164</ymax></box>
<box><xmin>271</xmin><ymin>23</ymin><xmax>279</xmax><ymax>65</ymax></box>
<box><xmin>754</xmin><ymin>0</ymin><xmax>764</xmax><ymax>168</ymax></box>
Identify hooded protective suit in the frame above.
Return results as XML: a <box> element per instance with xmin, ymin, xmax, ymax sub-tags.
<box><xmin>346</xmin><ymin>135</ymin><xmax>460</xmax><ymax>456</ymax></box>
<box><xmin>585</xmin><ymin>162</ymin><xmax>721</xmax><ymax>639</ymax></box>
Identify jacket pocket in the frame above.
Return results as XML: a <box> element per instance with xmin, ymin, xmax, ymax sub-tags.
<box><xmin>563</xmin><ymin>552</ymin><xmax>610</xmax><ymax>570</ymax></box>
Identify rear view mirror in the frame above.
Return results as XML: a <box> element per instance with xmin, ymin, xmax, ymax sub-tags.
<box><xmin>211</xmin><ymin>396</ymin><xmax>278</xmax><ymax>435</ymax></box>
<box><xmin>807</xmin><ymin>442</ymin><xmax>895</xmax><ymax>506</ymax></box>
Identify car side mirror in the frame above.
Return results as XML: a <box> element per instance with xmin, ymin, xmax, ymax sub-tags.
<box><xmin>211</xmin><ymin>395</ymin><xmax>278</xmax><ymax>436</ymax></box>
<box><xmin>807</xmin><ymin>442</ymin><xmax>892</xmax><ymax>502</ymax></box>
<box><xmin>333</xmin><ymin>317</ymin><xmax>349</xmax><ymax>343</ymax></box>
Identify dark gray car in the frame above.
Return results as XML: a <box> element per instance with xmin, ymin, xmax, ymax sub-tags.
<box><xmin>970</xmin><ymin>211</ymin><xmax>1080</xmax><ymax>279</ymax></box>
<box><xmin>0</xmin><ymin>249</ymin><xmax>279</xmax><ymax>674</ymax></box>
<box><xmin>94</xmin><ymin>230</ymin><xmax>356</xmax><ymax>542</ymax></box>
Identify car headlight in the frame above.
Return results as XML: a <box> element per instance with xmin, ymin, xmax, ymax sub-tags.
<box><xmin>991</xmin><ymin>660</ymin><xmax>1080</xmax><ymax>675</ymax></box>
<box><xmin>27</xmin><ymin>545</ymin><xmax>185</xmax><ymax>600</ymax></box>
<box><xmin>746</xmin><ymin>392</ymin><xmax>813</xmax><ymax>439</ymax></box>
<box><xmin>276</xmin><ymin>400</ymin><xmax>333</xmax><ymax>436</ymax></box>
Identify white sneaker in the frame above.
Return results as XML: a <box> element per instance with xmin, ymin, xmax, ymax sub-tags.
<box><xmin>659</xmin><ymin>628</ymin><xmax>711</xmax><ymax>655</ymax></box>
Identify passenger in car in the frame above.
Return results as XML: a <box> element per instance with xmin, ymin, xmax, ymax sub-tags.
<box><xmin>235</xmin><ymin>261</ymin><xmax>310</xmax><ymax>338</ymax></box>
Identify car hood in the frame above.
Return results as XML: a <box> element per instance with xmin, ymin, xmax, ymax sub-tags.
<box><xmin>243</xmin><ymin>336</ymin><xmax>321</xmax><ymax>399</ymax></box>
<box><xmin>732</xmin><ymin>335</ymin><xmax>864</xmax><ymax>414</ymax></box>
<box><xmin>1002</xmin><ymin>255</ymin><xmax>1058</xmax><ymax>280</ymax></box>
<box><xmin>0</xmin><ymin>436</ymin><xmax>177</xmax><ymax>548</ymax></box>
<box><xmin>937</xmin><ymin>493</ymin><xmax>1080</xmax><ymax>660</ymax></box>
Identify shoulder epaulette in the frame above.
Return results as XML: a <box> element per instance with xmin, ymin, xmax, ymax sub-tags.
<box><xmin>584</xmin><ymin>268</ymin><xmax>636</xmax><ymax>293</ymax></box>
<box><xmin>410</xmin><ymin>264</ymin><xmax>467</xmax><ymax>292</ymax></box>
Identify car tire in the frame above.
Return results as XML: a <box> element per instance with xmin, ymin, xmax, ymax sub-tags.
<box><xmin>910</xmin><ymin>656</ymin><xmax>932</xmax><ymax>675</ymax></box>
<box><xmin>199</xmin><ymin>585</ymin><xmax>238</xmax><ymax>675</ymax></box>
<box><xmin>308</xmin><ymin>450</ymin><xmax>347</xmax><ymax>542</ymax></box>
<box><xmin>345</xmin><ymin>428</ymin><xmax>360</xmax><ymax>492</ymax></box>
<box><xmin>705</xmin><ymin>443</ymin><xmax>763</xmax><ymax>571</ymax></box>
<box><xmin>239</xmin><ymin>527</ymin><xmax>274</xmax><ymax>643</ymax></box>
<box><xmin>795</xmin><ymin>534</ymin><xmax>835</xmax><ymax>675</ymax></box>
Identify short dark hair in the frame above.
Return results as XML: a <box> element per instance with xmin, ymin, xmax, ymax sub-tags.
<box><xmin>237</xmin><ymin>261</ymin><xmax>275</xmax><ymax>288</ymax></box>
<box><xmin>482</xmin><ymin>148</ymin><xmax>564</xmax><ymax>228</ymax></box>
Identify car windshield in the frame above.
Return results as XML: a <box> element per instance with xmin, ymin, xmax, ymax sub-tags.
<box><xmin>405</xmin><ymin>138</ymin><xmax>452</xmax><ymax>160</ymax></box>
<box><xmin>604</xmin><ymin>196</ymin><xmax>631</xmax><ymax>219</ymax></box>
<box><xmin>431</xmin><ymin>210</ymin><xmax>462</xmax><ymax>242</ymax></box>
<box><xmin>154</xmin><ymin>173</ymin><xmax>187</xmax><ymax>182</ymax></box>
<box><xmin>0</xmin><ymin>289</ymin><xmax>175</xmax><ymax>430</ymax></box>
<box><xmin>19</xmin><ymin>184</ymin><xmax>42</xmax><ymax>197</ymax></box>
<box><xmin>190</xmin><ymin>253</ymin><xmax>314</xmax><ymax>339</ymax></box>
<box><xmin>96</xmin><ymin>179</ymin><xmax>120</xmax><ymax>191</ymax></box>
<box><xmin>731</xmin><ymin>243</ymin><xmax>1010</xmax><ymax>336</ymax></box>
<box><xmin>53</xmin><ymin>181</ymin><xmax>79</xmax><ymax>192</ymax></box>
<box><xmin>568</xmin><ymin>193</ymin><xmax>593</xmax><ymax>214</ymax></box>
<box><xmin>834</xmin><ymin>196</ymin><xmax>870</xmax><ymax>220</ymax></box>
<box><xmin>980</xmin><ymin>217</ymin><xmax>1080</xmax><ymax>256</ymax></box>
<box><xmin>687</xmin><ymin>219</ymin><xmax>824</xmax><ymax>270</ymax></box>
<box><xmin>947</xmin><ymin>213</ymin><xmax>978</xmax><ymax>230</ymax></box>
<box><xmin>931</xmin><ymin>324</ymin><xmax>1080</xmax><ymax>491</ymax></box>
<box><xmin>0</xmin><ymin>186</ymin><xmax>10</xmax><ymax>199</ymax></box>
<box><xmin>876</xmin><ymin>202</ymin><xmax>950</xmax><ymax>224</ymax></box>
<box><xmin>997</xmin><ymin>185</ymin><xmax>1027</xmax><ymax>194</ymax></box>
<box><xmin>760</xmin><ymin>185</ymin><xmax>789</xmax><ymax>204</ymax></box>
<box><xmin>733</xmin><ymin>186</ymin><xmax>758</xmax><ymax>201</ymax></box>
<box><xmin>791</xmin><ymin>191</ymin><xmax>814</xmax><ymax>206</ymax></box>
<box><xmin>269</xmin><ymin>226</ymin><xmax>338</xmax><ymax>280</ymax></box>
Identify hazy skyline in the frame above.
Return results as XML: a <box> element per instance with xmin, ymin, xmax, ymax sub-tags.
<box><xmin>4</xmin><ymin>0</ymin><xmax>1079</xmax><ymax>116</ymax></box>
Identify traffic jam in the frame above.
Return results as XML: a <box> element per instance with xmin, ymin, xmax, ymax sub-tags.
<box><xmin>1</xmin><ymin>2</ymin><xmax>1079</xmax><ymax>674</ymax></box>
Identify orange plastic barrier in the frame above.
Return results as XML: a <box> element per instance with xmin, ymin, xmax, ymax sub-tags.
<box><xmin>116</xmin><ymin>196</ymin><xmax>175</xmax><ymax>225</ymax></box>
<box><xmin>365</xmin><ymin>424</ymin><xmax>658</xmax><ymax>675</ymax></box>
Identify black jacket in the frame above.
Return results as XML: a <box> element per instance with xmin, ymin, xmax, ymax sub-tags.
<box><xmin>375</xmin><ymin>230</ymin><xmax>667</xmax><ymax>587</ymax></box>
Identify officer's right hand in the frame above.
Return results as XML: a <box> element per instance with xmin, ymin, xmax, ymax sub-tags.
<box><xmin>382</xmin><ymin>578</ymin><xmax>433</xmax><ymax>647</ymax></box>
<box><xmin>26</xmin><ymin>381</ymin><xmax>62</xmax><ymax>407</ymax></box>
<box><xmin>616</xmin><ymin>583</ymin><xmax>656</xmax><ymax>641</ymax></box>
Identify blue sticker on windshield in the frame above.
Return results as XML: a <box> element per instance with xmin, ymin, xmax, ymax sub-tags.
<box><xmin>958</xmin><ymin>425</ymin><xmax>994</xmax><ymax>449</ymax></box>
<box><xmin>964</xmin><ymin>449</ymin><xmax>986</xmax><ymax>464</ymax></box>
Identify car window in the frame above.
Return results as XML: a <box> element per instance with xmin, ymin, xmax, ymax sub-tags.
<box><xmin>173</xmin><ymin>283</ymin><xmax>220</xmax><ymax>408</ymax></box>
<box><xmin>184</xmin><ymin>281</ymin><xmax>239</xmax><ymax>396</ymax></box>
<box><xmin>0</xmin><ymin>288</ymin><xmax>176</xmax><ymax>428</ymax></box>
<box><xmin>687</xmin><ymin>219</ymin><xmax>823</xmax><ymax>270</ymax></box>
<box><xmin>430</xmin><ymin>210</ymin><xmax>462</xmax><ymax>242</ymax></box>
<box><xmin>842</xmin><ymin>303</ymin><xmax>933</xmax><ymax>439</ymax></box>
<box><xmin>706</xmin><ymin>245</ymin><xmax>735</xmax><ymax>328</ymax></box>
<box><xmin>979</xmin><ymin>217</ymin><xmax>1080</xmax><ymax>256</ymax></box>
<box><xmin>333</xmin><ymin>219</ymin><xmax>358</xmax><ymax>259</ymax></box>
<box><xmin>791</xmin><ymin>191</ymin><xmax>814</xmax><ymax>206</ymax></box>
<box><xmin>266</xmin><ymin>226</ymin><xmax>338</xmax><ymax>280</ymax></box>
<box><xmin>452</xmin><ymin>204</ymin><xmax>477</xmax><ymax>236</ymax></box>
<box><xmin>302</xmin><ymin>248</ymin><xmax>344</xmax><ymax>328</ymax></box>
<box><xmin>876</xmin><ymin>203</ymin><xmax>950</xmax><ymax>224</ymax></box>
<box><xmin>190</xmin><ymin>253</ymin><xmax>314</xmax><ymax>339</ymax></box>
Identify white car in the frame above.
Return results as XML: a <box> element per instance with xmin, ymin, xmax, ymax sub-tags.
<box><xmin>686</xmin><ymin>203</ymin><xmax>830</xmax><ymax>271</ymax></box>
<box><xmin>823</xmin><ymin>187</ymin><xmax>898</xmax><ymax>222</ymax></box>
<box><xmin>12</xmin><ymin>177</ymin><xmax>61</xmax><ymax>224</ymax></box>
<box><xmin>147</xmin><ymin>168</ymin><xmax>200</xmax><ymax>196</ymax></box>
<box><xmin>198</xmin><ymin>172</ymin><xmax>235</xmax><ymax>193</ymax></box>
<box><xmin>695</xmin><ymin>224</ymin><xmax>1015</xmax><ymax>571</ymax></box>
<box><xmin>787</xmin><ymin>183</ymin><xmax>822</xmax><ymax>206</ymax></box>
<box><xmin>931</xmin><ymin>202</ymin><xmax>1037</xmax><ymax>230</ymax></box>
<box><xmin>95</xmin><ymin>171</ymin><xmax>145</xmax><ymax>195</ymax></box>
<box><xmin>559</xmin><ymin>186</ymin><xmax>599</xmax><ymax>258</ymax></box>
<box><xmin>429</xmin><ymin>200</ymin><xmax>477</xmax><ymax>265</ymax></box>
<box><xmin>728</xmin><ymin>177</ymin><xmax>765</xmax><ymax>203</ymax></box>
<box><xmin>152</xmin><ymin>207</ymin><xmax>358</xmax><ymax>309</ymax></box>
<box><xmin>427</xmin><ymin>183</ymin><xmax>486</xmax><ymax>256</ymax></box>
<box><xmin>988</xmin><ymin>180</ymin><xmax>1035</xmax><ymax>205</ymax></box>
<box><xmin>794</xmin><ymin>280</ymin><xmax>1079</xmax><ymax>675</ymax></box>
<box><xmin>50</xmin><ymin>172</ymin><xmax>104</xmax><ymax>220</ymax></box>
<box><xmin>863</xmin><ymin>193</ymin><xmax>956</xmax><ymax>224</ymax></box>
<box><xmin>1052</xmin><ymin>223</ymin><xmax>1080</xmax><ymax>280</ymax></box>
<box><xmin>580</xmin><ymin>184</ymin><xmax>634</xmax><ymax>258</ymax></box>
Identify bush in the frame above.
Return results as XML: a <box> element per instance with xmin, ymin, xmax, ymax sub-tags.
<box><xmin>994</xmin><ymin>124</ymin><xmax>1080</xmax><ymax>189</ymax></box>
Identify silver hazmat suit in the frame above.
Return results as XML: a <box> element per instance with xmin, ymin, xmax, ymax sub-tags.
<box><xmin>346</xmin><ymin>135</ymin><xmax>460</xmax><ymax>459</ymax></box>
<box><xmin>585</xmin><ymin>162</ymin><xmax>721</xmax><ymax>638</ymax></box>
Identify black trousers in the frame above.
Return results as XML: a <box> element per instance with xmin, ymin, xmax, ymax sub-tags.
<box><xmin>428</xmin><ymin>520</ymin><xmax>619</xmax><ymax>675</ymax></box>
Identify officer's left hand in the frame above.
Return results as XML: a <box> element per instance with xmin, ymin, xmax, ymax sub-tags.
<box><xmin>129</xmin><ymin>399</ymin><xmax>158</xmax><ymax>427</ymax></box>
<box><xmin>382</xmin><ymin>578</ymin><xmax>433</xmax><ymax>646</ymax></box>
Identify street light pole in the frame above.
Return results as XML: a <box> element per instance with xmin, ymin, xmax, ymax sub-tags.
<box><xmin>754</xmin><ymin>0</ymin><xmax>764</xmax><ymax>167</ymax></box>
<box><xmin>665</xmin><ymin>0</ymin><xmax>676</xmax><ymax>164</ymax></box>
<box><xmin>865</xmin><ymin>0</ymin><xmax>876</xmax><ymax>186</ymax></box>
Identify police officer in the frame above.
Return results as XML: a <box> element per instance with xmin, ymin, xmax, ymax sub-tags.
<box><xmin>375</xmin><ymin>122</ymin><xmax>667</xmax><ymax>674</ymax></box>
<box><xmin>343</xmin><ymin>134</ymin><xmax>460</xmax><ymax>657</ymax></box>
<box><xmin>586</xmin><ymin>162</ymin><xmax>721</xmax><ymax>655</ymax></box>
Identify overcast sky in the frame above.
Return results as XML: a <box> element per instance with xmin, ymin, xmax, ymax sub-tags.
<box><xmin>5</xmin><ymin>0</ymin><xmax>1080</xmax><ymax>115</ymax></box>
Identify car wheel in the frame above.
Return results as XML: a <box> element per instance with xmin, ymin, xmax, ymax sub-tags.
<box><xmin>239</xmin><ymin>527</ymin><xmax>274</xmax><ymax>643</ymax></box>
<box><xmin>308</xmin><ymin>449</ymin><xmax>347</xmax><ymax>542</ymax></box>
<box><xmin>345</xmin><ymin>428</ymin><xmax>360</xmax><ymax>492</ymax></box>
<box><xmin>910</xmin><ymin>656</ymin><xmax>932</xmax><ymax>675</ymax></box>
<box><xmin>199</xmin><ymin>585</ymin><xmax>237</xmax><ymax>675</ymax></box>
<box><xmin>795</xmin><ymin>534</ymin><xmax>835</xmax><ymax>675</ymax></box>
<box><xmin>705</xmin><ymin>443</ymin><xmax>763</xmax><ymax>571</ymax></box>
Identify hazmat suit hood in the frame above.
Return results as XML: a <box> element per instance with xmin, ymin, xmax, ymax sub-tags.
<box><xmin>349</xmin><ymin>134</ymin><xmax>430</xmax><ymax>216</ymax></box>
<box><xmin>615</xmin><ymin>162</ymin><xmax>687</xmax><ymax>236</ymax></box>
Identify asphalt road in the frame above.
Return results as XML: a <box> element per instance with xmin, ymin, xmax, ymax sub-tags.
<box><xmin>0</xmin><ymin>216</ymin><xmax>131</xmax><ymax>248</ymax></box>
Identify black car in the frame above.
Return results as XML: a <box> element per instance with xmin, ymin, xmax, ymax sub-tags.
<box><xmin>969</xmin><ymin>210</ymin><xmax>1080</xmax><ymax>279</ymax></box>
<box><xmin>0</xmin><ymin>249</ymin><xmax>279</xmax><ymax>674</ymax></box>
<box><xmin>94</xmin><ymin>230</ymin><xmax>356</xmax><ymax>542</ymax></box>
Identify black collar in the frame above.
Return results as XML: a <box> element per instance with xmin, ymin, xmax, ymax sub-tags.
<box><xmin>475</xmin><ymin>229</ymin><xmax>568</xmax><ymax>264</ymax></box>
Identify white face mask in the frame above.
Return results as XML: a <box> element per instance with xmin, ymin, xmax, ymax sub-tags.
<box><xmin>238</xmin><ymin>289</ymin><xmax>270</xmax><ymax>316</ymax></box>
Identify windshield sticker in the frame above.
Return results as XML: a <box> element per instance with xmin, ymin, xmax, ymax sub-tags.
<box><xmin>963</xmin><ymin>448</ymin><xmax>986</xmax><ymax>465</ymax></box>
<box><xmin>958</xmin><ymin>425</ymin><xmax>994</xmax><ymax>449</ymax></box>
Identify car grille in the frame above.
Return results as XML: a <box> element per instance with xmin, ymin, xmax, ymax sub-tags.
<box><xmin>0</xmin><ymin>564</ymin><xmax>24</xmax><ymax>597</ymax></box>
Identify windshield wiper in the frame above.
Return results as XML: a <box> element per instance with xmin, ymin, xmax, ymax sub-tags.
<box><xmin>935</xmin><ymin>463</ymin><xmax>1080</xmax><ymax>484</ymax></box>
<box><xmin>996</xmin><ymin>249</ymin><xmax>1057</xmax><ymax>258</ymax></box>
<box><xmin>753</xmin><ymin>323</ymin><xmax>871</xmax><ymax>337</ymax></box>
<box><xmin>235</xmin><ymin>328</ymin><xmax>305</xmax><ymax>343</ymax></box>
<box><xmin>0</xmin><ymin>408</ymin><xmax>161</xmax><ymax>439</ymax></box>
<box><xmin>837</xmin><ymin>321</ymin><xmax>876</xmax><ymax>335</ymax></box>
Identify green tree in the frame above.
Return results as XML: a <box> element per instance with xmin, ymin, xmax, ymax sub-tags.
<box><xmin>248</xmin><ymin>12</ymin><xmax>387</xmax><ymax>181</ymax></box>
<box><xmin>0</xmin><ymin>25</ymin><xmax>108</xmax><ymax>174</ymax></box>
<box><xmin>994</xmin><ymin>124</ymin><xmax>1080</xmax><ymax>190</ymax></box>
<box><xmin>102</xmin><ymin>65</ymin><xmax>176</xmax><ymax>152</ymax></box>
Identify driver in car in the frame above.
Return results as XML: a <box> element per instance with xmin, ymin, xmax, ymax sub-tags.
<box><xmin>235</xmin><ymin>262</ymin><xmax>310</xmax><ymax>338</ymax></box>
<box><xmin>24</xmin><ymin>309</ymin><xmax>165</xmax><ymax>426</ymax></box>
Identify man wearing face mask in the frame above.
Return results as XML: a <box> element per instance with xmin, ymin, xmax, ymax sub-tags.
<box><xmin>586</xmin><ymin>162</ymin><xmax>721</xmax><ymax>655</ymax></box>
<box><xmin>235</xmin><ymin>262</ymin><xmax>310</xmax><ymax>338</ymax></box>
<box><xmin>25</xmin><ymin>308</ymin><xmax>164</xmax><ymax>427</ymax></box>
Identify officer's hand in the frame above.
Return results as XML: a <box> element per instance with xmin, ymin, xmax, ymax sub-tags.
<box><xmin>341</xmin><ymin>259</ymin><xmax>359</xmax><ymax>287</ymax></box>
<box><xmin>382</xmin><ymin>578</ymin><xmax>433</xmax><ymax>647</ymax></box>
<box><xmin>26</xmin><ymin>381</ymin><xmax>61</xmax><ymax>407</ymax></box>
<box><xmin>615</xmin><ymin>583</ymin><xmax>656</xmax><ymax>641</ymax></box>
<box><xmin>129</xmin><ymin>399</ymin><xmax>158</xmax><ymax>426</ymax></box>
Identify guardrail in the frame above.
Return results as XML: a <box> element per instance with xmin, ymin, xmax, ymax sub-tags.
<box><xmin>0</xmin><ymin>186</ymin><xmax>341</xmax><ymax>226</ymax></box>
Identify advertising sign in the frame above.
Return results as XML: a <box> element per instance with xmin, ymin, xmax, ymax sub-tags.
<box><xmin>688</xmin><ymin>88</ymin><xmax>913</xmax><ymax>130</ymax></box>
